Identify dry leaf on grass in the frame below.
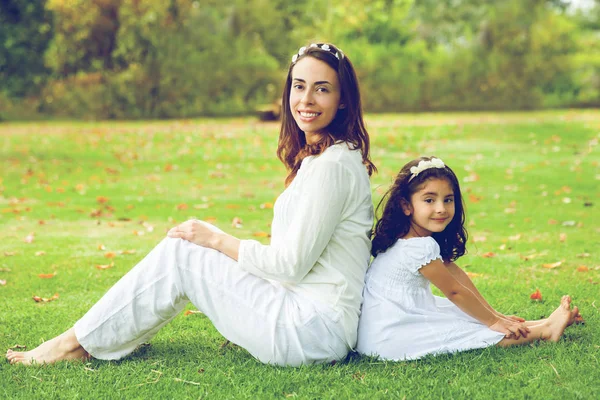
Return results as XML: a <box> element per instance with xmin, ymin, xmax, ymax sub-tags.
<box><xmin>542</xmin><ymin>261</ymin><xmax>563</xmax><ymax>269</ymax></box>
<box><xmin>530</xmin><ymin>289</ymin><xmax>542</xmax><ymax>301</ymax></box>
<box><xmin>253</xmin><ymin>231</ymin><xmax>270</xmax><ymax>238</ymax></box>
<box><xmin>95</xmin><ymin>262</ymin><xmax>115</xmax><ymax>270</ymax></box>
<box><xmin>104</xmin><ymin>252</ymin><xmax>117</xmax><ymax>258</ymax></box>
<box><xmin>32</xmin><ymin>293</ymin><xmax>59</xmax><ymax>302</ymax></box>
<box><xmin>35</xmin><ymin>251</ymin><xmax>46</xmax><ymax>256</ymax></box>
<box><xmin>184</xmin><ymin>310</ymin><xmax>203</xmax><ymax>316</ymax></box>
<box><xmin>0</xmin><ymin>279</ymin><xmax>6</xmax><ymax>286</ymax></box>
<box><xmin>577</xmin><ymin>266</ymin><xmax>589</xmax><ymax>272</ymax></box>
<box><xmin>481</xmin><ymin>252</ymin><xmax>496</xmax><ymax>258</ymax></box>
<box><xmin>38</xmin><ymin>273</ymin><xmax>55</xmax><ymax>279</ymax></box>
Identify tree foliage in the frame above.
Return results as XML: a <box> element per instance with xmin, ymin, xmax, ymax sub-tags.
<box><xmin>0</xmin><ymin>0</ymin><xmax>598</xmax><ymax>119</ymax></box>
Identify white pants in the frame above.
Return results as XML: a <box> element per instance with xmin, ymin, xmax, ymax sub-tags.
<box><xmin>73</xmin><ymin>238</ymin><xmax>348</xmax><ymax>366</ymax></box>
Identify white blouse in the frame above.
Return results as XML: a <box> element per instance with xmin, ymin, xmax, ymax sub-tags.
<box><xmin>238</xmin><ymin>142</ymin><xmax>373</xmax><ymax>346</ymax></box>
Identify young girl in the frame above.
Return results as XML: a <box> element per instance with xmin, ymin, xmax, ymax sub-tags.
<box><xmin>356</xmin><ymin>156</ymin><xmax>580</xmax><ymax>361</ymax></box>
<box><xmin>7</xmin><ymin>42</ymin><xmax>376</xmax><ymax>367</ymax></box>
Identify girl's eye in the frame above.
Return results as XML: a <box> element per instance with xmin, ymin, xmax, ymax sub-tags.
<box><xmin>317</xmin><ymin>87</ymin><xmax>329</xmax><ymax>93</ymax></box>
<box><xmin>424</xmin><ymin>199</ymin><xmax>434</xmax><ymax>203</ymax></box>
<box><xmin>293</xmin><ymin>84</ymin><xmax>303</xmax><ymax>90</ymax></box>
<box><xmin>445</xmin><ymin>198</ymin><xmax>454</xmax><ymax>203</ymax></box>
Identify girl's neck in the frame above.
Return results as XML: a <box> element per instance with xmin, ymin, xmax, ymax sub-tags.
<box><xmin>401</xmin><ymin>224</ymin><xmax>432</xmax><ymax>240</ymax></box>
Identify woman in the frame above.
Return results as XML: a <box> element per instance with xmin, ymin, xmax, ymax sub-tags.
<box><xmin>7</xmin><ymin>42</ymin><xmax>377</xmax><ymax>367</ymax></box>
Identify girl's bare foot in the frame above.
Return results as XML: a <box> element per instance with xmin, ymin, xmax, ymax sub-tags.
<box><xmin>5</xmin><ymin>328</ymin><xmax>89</xmax><ymax>366</ymax></box>
<box><xmin>544</xmin><ymin>295</ymin><xmax>574</xmax><ymax>342</ymax></box>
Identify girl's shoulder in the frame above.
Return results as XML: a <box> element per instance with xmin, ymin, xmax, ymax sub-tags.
<box><xmin>376</xmin><ymin>237</ymin><xmax>442</xmax><ymax>273</ymax></box>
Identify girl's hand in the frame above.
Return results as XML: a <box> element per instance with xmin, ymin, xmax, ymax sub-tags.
<box><xmin>489</xmin><ymin>318</ymin><xmax>529</xmax><ymax>339</ymax></box>
<box><xmin>167</xmin><ymin>219</ymin><xmax>221</xmax><ymax>248</ymax></box>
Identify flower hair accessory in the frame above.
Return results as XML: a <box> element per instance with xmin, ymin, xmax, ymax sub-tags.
<box><xmin>408</xmin><ymin>158</ymin><xmax>446</xmax><ymax>182</ymax></box>
<box><xmin>291</xmin><ymin>43</ymin><xmax>344</xmax><ymax>63</ymax></box>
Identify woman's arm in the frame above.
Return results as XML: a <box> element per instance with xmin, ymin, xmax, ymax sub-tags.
<box><xmin>167</xmin><ymin>220</ymin><xmax>241</xmax><ymax>261</ymax></box>
<box><xmin>420</xmin><ymin>259</ymin><xmax>529</xmax><ymax>338</ymax></box>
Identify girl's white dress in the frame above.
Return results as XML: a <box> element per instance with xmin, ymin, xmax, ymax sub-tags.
<box><xmin>356</xmin><ymin>237</ymin><xmax>505</xmax><ymax>361</ymax></box>
<box><xmin>73</xmin><ymin>142</ymin><xmax>373</xmax><ymax>367</ymax></box>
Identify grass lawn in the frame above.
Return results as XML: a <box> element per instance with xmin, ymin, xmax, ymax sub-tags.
<box><xmin>0</xmin><ymin>110</ymin><xmax>598</xmax><ymax>399</ymax></box>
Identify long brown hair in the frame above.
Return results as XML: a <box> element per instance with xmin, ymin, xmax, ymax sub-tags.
<box><xmin>371</xmin><ymin>157</ymin><xmax>468</xmax><ymax>262</ymax></box>
<box><xmin>277</xmin><ymin>43</ymin><xmax>376</xmax><ymax>186</ymax></box>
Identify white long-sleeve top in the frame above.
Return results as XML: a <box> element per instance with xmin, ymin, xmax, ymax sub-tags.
<box><xmin>238</xmin><ymin>141</ymin><xmax>373</xmax><ymax>347</ymax></box>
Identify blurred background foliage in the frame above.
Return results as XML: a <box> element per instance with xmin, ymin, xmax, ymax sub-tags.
<box><xmin>0</xmin><ymin>0</ymin><xmax>599</xmax><ymax>120</ymax></box>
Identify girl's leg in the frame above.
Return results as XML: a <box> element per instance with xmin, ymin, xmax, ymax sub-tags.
<box><xmin>7</xmin><ymin>237</ymin><xmax>345</xmax><ymax>366</ymax></box>
<box><xmin>496</xmin><ymin>296</ymin><xmax>578</xmax><ymax>347</ymax></box>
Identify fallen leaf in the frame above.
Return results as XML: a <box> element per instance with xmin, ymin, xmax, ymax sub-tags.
<box><xmin>260</xmin><ymin>202</ymin><xmax>274</xmax><ymax>209</ymax></box>
<box><xmin>562</xmin><ymin>197</ymin><xmax>572</xmax><ymax>204</ymax></box>
<box><xmin>481</xmin><ymin>252</ymin><xmax>496</xmax><ymax>258</ymax></box>
<box><xmin>32</xmin><ymin>293</ymin><xmax>59</xmax><ymax>302</ymax></box>
<box><xmin>97</xmin><ymin>196</ymin><xmax>110</xmax><ymax>204</ymax></box>
<box><xmin>95</xmin><ymin>262</ymin><xmax>115</xmax><ymax>270</ymax></box>
<box><xmin>542</xmin><ymin>261</ymin><xmax>563</xmax><ymax>269</ymax></box>
<box><xmin>530</xmin><ymin>289</ymin><xmax>543</xmax><ymax>301</ymax></box>
<box><xmin>104</xmin><ymin>251</ymin><xmax>116</xmax><ymax>258</ymax></box>
<box><xmin>35</xmin><ymin>251</ymin><xmax>46</xmax><ymax>256</ymax></box>
<box><xmin>24</xmin><ymin>233</ymin><xmax>35</xmax><ymax>243</ymax></box>
<box><xmin>0</xmin><ymin>268</ymin><xmax>11</xmax><ymax>272</ymax></box>
<box><xmin>4</xmin><ymin>251</ymin><xmax>16</xmax><ymax>256</ymax></box>
<box><xmin>231</xmin><ymin>217</ymin><xmax>243</xmax><ymax>228</ymax></box>
<box><xmin>176</xmin><ymin>203</ymin><xmax>189</xmax><ymax>210</ymax></box>
<box><xmin>473</xmin><ymin>235</ymin><xmax>487</xmax><ymax>243</ymax></box>
<box><xmin>466</xmin><ymin>272</ymin><xmax>483</xmax><ymax>278</ymax></box>
<box><xmin>576</xmin><ymin>253</ymin><xmax>590</xmax><ymax>258</ymax></box>
<box><xmin>119</xmin><ymin>249</ymin><xmax>137</xmax><ymax>255</ymax></box>
<box><xmin>468</xmin><ymin>194</ymin><xmax>482</xmax><ymax>203</ymax></box>
<box><xmin>562</xmin><ymin>220</ymin><xmax>576</xmax><ymax>227</ymax></box>
<box><xmin>559</xmin><ymin>233</ymin><xmax>567</xmax><ymax>242</ymax></box>
<box><xmin>204</xmin><ymin>217</ymin><xmax>217</xmax><ymax>223</ymax></box>
<box><xmin>508</xmin><ymin>234</ymin><xmax>521</xmax><ymax>241</ymax></box>
<box><xmin>184</xmin><ymin>310</ymin><xmax>203</xmax><ymax>316</ymax></box>
<box><xmin>253</xmin><ymin>231</ymin><xmax>270</xmax><ymax>238</ymax></box>
<box><xmin>38</xmin><ymin>273</ymin><xmax>55</xmax><ymax>279</ymax></box>
<box><xmin>577</xmin><ymin>266</ymin><xmax>589</xmax><ymax>272</ymax></box>
<box><xmin>225</xmin><ymin>204</ymin><xmax>240</xmax><ymax>209</ymax></box>
<box><xmin>548</xmin><ymin>219</ymin><xmax>558</xmax><ymax>225</ymax></box>
<box><xmin>0</xmin><ymin>279</ymin><xmax>6</xmax><ymax>286</ymax></box>
<box><xmin>97</xmin><ymin>244</ymin><xmax>106</xmax><ymax>250</ymax></box>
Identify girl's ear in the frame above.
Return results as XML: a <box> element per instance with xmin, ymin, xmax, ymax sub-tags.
<box><xmin>400</xmin><ymin>198</ymin><xmax>412</xmax><ymax>216</ymax></box>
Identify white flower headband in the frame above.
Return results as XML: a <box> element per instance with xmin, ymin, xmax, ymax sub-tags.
<box><xmin>291</xmin><ymin>43</ymin><xmax>344</xmax><ymax>63</ymax></box>
<box><xmin>408</xmin><ymin>158</ymin><xmax>446</xmax><ymax>182</ymax></box>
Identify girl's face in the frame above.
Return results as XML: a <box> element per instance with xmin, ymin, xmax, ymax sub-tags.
<box><xmin>402</xmin><ymin>178</ymin><xmax>456</xmax><ymax>237</ymax></box>
<box><xmin>289</xmin><ymin>56</ymin><xmax>342</xmax><ymax>144</ymax></box>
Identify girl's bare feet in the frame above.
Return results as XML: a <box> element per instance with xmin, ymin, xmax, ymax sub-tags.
<box><xmin>6</xmin><ymin>328</ymin><xmax>89</xmax><ymax>366</ymax></box>
<box><xmin>544</xmin><ymin>295</ymin><xmax>575</xmax><ymax>342</ymax></box>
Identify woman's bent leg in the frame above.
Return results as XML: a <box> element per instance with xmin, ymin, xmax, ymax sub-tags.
<box><xmin>8</xmin><ymin>237</ymin><xmax>347</xmax><ymax>366</ymax></box>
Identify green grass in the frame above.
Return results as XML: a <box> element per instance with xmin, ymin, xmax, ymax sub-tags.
<box><xmin>0</xmin><ymin>110</ymin><xmax>599</xmax><ymax>399</ymax></box>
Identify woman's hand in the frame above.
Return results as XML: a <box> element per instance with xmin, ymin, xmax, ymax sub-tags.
<box><xmin>489</xmin><ymin>318</ymin><xmax>530</xmax><ymax>339</ymax></box>
<box><xmin>167</xmin><ymin>219</ymin><xmax>220</xmax><ymax>248</ymax></box>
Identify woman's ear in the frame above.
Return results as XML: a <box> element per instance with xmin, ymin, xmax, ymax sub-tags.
<box><xmin>400</xmin><ymin>198</ymin><xmax>412</xmax><ymax>216</ymax></box>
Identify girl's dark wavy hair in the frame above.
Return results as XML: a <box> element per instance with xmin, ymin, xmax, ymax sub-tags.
<box><xmin>277</xmin><ymin>42</ymin><xmax>376</xmax><ymax>186</ymax></box>
<box><xmin>371</xmin><ymin>156</ymin><xmax>468</xmax><ymax>262</ymax></box>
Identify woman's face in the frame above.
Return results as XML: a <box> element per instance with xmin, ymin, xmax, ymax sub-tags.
<box><xmin>289</xmin><ymin>56</ymin><xmax>342</xmax><ymax>143</ymax></box>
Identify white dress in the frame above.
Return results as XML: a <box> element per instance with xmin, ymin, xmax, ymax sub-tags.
<box><xmin>74</xmin><ymin>142</ymin><xmax>373</xmax><ymax>366</ymax></box>
<box><xmin>356</xmin><ymin>237</ymin><xmax>505</xmax><ymax>361</ymax></box>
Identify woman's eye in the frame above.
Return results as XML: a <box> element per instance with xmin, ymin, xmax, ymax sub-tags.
<box><xmin>293</xmin><ymin>84</ymin><xmax>303</xmax><ymax>90</ymax></box>
<box><xmin>424</xmin><ymin>199</ymin><xmax>433</xmax><ymax>203</ymax></box>
<box><xmin>317</xmin><ymin>86</ymin><xmax>329</xmax><ymax>93</ymax></box>
<box><xmin>445</xmin><ymin>198</ymin><xmax>454</xmax><ymax>203</ymax></box>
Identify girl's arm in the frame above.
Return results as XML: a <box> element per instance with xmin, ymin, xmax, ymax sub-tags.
<box><xmin>420</xmin><ymin>259</ymin><xmax>529</xmax><ymax>338</ymax></box>
<box><xmin>444</xmin><ymin>262</ymin><xmax>524</xmax><ymax>322</ymax></box>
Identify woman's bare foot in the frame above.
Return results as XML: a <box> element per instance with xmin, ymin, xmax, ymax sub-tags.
<box><xmin>543</xmin><ymin>295</ymin><xmax>575</xmax><ymax>342</ymax></box>
<box><xmin>6</xmin><ymin>328</ymin><xmax>89</xmax><ymax>366</ymax></box>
